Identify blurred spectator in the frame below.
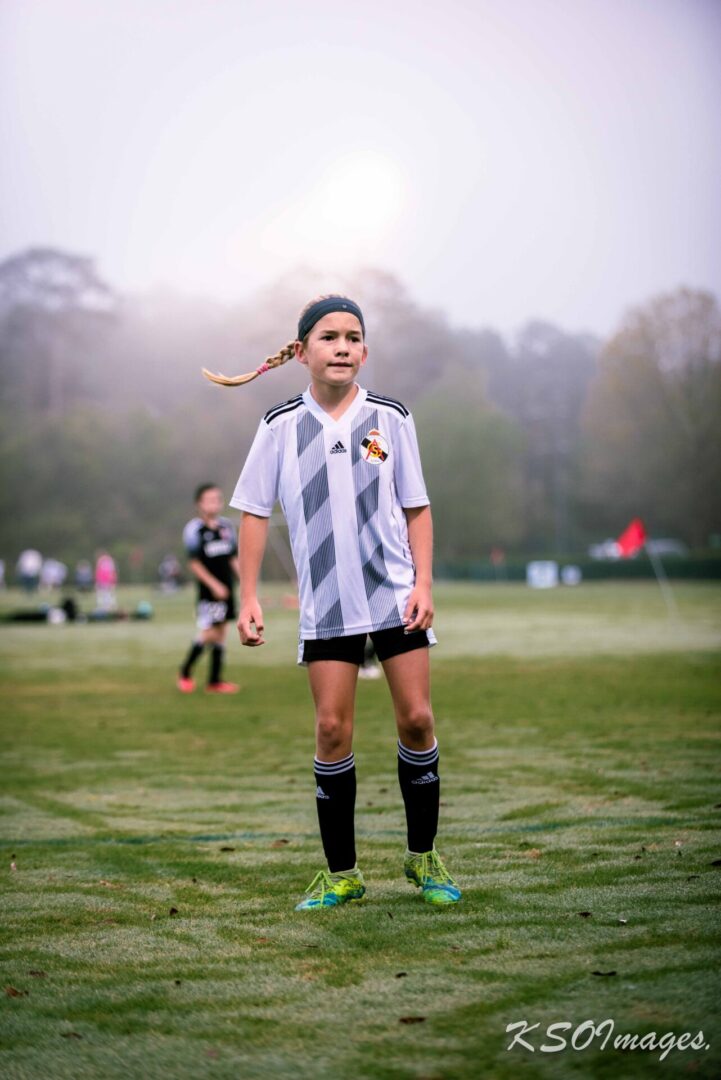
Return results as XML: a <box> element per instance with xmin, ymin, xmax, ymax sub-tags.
<box><xmin>75</xmin><ymin>559</ymin><xmax>93</xmax><ymax>591</ymax></box>
<box><xmin>158</xmin><ymin>552</ymin><xmax>182</xmax><ymax>592</ymax></box>
<box><xmin>95</xmin><ymin>552</ymin><xmax>118</xmax><ymax>612</ymax></box>
<box><xmin>40</xmin><ymin>558</ymin><xmax>68</xmax><ymax>590</ymax></box>
<box><xmin>16</xmin><ymin>549</ymin><xmax>42</xmax><ymax>593</ymax></box>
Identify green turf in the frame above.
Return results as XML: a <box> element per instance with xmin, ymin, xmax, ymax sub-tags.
<box><xmin>1</xmin><ymin>582</ymin><xmax>720</xmax><ymax>1079</ymax></box>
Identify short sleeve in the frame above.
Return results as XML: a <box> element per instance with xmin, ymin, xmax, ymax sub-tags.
<box><xmin>393</xmin><ymin>412</ymin><xmax>430</xmax><ymax>508</ymax></box>
<box><xmin>229</xmin><ymin>419</ymin><xmax>280</xmax><ymax>516</ymax></box>
<box><xmin>182</xmin><ymin>519</ymin><xmax>203</xmax><ymax>556</ymax></box>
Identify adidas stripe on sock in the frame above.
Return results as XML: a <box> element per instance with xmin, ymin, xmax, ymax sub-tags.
<box><xmin>397</xmin><ymin>737</ymin><xmax>440</xmax><ymax>853</ymax></box>
<box><xmin>313</xmin><ymin>751</ymin><xmax>357</xmax><ymax>873</ymax></box>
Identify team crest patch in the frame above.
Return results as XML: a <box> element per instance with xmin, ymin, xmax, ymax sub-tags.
<box><xmin>360</xmin><ymin>429</ymin><xmax>389</xmax><ymax>465</ymax></box>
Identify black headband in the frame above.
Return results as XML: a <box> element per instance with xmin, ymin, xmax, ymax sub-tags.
<box><xmin>297</xmin><ymin>297</ymin><xmax>365</xmax><ymax>341</ymax></box>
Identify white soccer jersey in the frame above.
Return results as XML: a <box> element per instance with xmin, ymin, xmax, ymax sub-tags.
<box><xmin>230</xmin><ymin>384</ymin><xmax>437</xmax><ymax>648</ymax></box>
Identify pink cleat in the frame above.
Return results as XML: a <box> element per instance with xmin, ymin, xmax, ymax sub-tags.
<box><xmin>206</xmin><ymin>681</ymin><xmax>239</xmax><ymax>694</ymax></box>
<box><xmin>177</xmin><ymin>676</ymin><xmax>196</xmax><ymax>693</ymax></box>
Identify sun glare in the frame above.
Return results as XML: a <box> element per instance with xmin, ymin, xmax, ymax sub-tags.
<box><xmin>315</xmin><ymin>151</ymin><xmax>405</xmax><ymax>234</ymax></box>
<box><xmin>260</xmin><ymin>150</ymin><xmax>407</xmax><ymax>264</ymax></box>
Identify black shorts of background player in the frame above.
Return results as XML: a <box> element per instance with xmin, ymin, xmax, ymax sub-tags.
<box><xmin>177</xmin><ymin>484</ymin><xmax>240</xmax><ymax>694</ymax></box>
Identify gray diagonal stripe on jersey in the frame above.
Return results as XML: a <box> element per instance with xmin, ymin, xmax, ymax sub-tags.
<box><xmin>297</xmin><ymin>410</ymin><xmax>322</xmax><ymax>458</ymax></box>
<box><xmin>297</xmin><ymin>409</ymin><xmax>344</xmax><ymax>637</ymax></box>
<box><xmin>356</xmin><ymin>473</ymin><xmax>379</xmax><ymax>531</ymax></box>
<box><xmin>352</xmin><ymin>406</ymin><xmax>401</xmax><ymax>629</ymax></box>
<box><xmin>309</xmin><ymin>532</ymin><xmax>336</xmax><ymax>590</ymax></box>
<box><xmin>362</xmin><ymin>539</ymin><xmax>388</xmax><ymax>598</ymax></box>
<box><xmin>302</xmin><ymin>463</ymin><xmax>330</xmax><ymax>525</ymax></box>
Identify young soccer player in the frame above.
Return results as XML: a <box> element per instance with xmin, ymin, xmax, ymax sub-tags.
<box><xmin>203</xmin><ymin>295</ymin><xmax>461</xmax><ymax>909</ymax></box>
<box><xmin>177</xmin><ymin>483</ymin><xmax>240</xmax><ymax>694</ymax></box>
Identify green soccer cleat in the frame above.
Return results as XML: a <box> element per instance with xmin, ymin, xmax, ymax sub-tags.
<box><xmin>294</xmin><ymin>867</ymin><xmax>366</xmax><ymax>911</ymax></box>
<box><xmin>404</xmin><ymin>847</ymin><xmax>462</xmax><ymax>905</ymax></box>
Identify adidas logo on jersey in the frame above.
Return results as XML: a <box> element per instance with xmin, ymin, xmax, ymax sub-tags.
<box><xmin>411</xmin><ymin>771</ymin><xmax>439</xmax><ymax>785</ymax></box>
<box><xmin>329</xmin><ymin>440</ymin><xmax>347</xmax><ymax>454</ymax></box>
<box><xmin>316</xmin><ymin>785</ymin><xmax>330</xmax><ymax>799</ymax></box>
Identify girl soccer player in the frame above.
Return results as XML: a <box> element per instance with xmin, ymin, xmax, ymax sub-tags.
<box><xmin>203</xmin><ymin>296</ymin><xmax>461</xmax><ymax>910</ymax></box>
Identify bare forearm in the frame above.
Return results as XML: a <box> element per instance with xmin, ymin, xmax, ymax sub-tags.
<box><xmin>404</xmin><ymin>505</ymin><xmax>433</xmax><ymax>586</ymax></box>
<box><xmin>188</xmin><ymin>559</ymin><xmax>224</xmax><ymax>593</ymax></box>
<box><xmin>239</xmin><ymin>512</ymin><xmax>269</xmax><ymax>601</ymax></box>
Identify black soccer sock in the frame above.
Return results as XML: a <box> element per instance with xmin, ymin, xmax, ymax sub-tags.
<box><xmin>180</xmin><ymin>639</ymin><xmax>204</xmax><ymax>678</ymax></box>
<box><xmin>397</xmin><ymin>737</ymin><xmax>440</xmax><ymax>853</ymax></box>
<box><xmin>313</xmin><ymin>752</ymin><xmax>357</xmax><ymax>873</ymax></box>
<box><xmin>209</xmin><ymin>643</ymin><xmax>225</xmax><ymax>685</ymax></box>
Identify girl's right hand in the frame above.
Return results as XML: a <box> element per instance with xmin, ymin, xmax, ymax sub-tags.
<box><xmin>238</xmin><ymin>601</ymin><xmax>265</xmax><ymax>646</ymax></box>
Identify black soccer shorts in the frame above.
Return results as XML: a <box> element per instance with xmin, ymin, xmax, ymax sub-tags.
<box><xmin>301</xmin><ymin>624</ymin><xmax>431</xmax><ymax>665</ymax></box>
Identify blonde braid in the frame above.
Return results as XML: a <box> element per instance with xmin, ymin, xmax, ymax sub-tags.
<box><xmin>201</xmin><ymin>294</ymin><xmax>352</xmax><ymax>387</ymax></box>
<box><xmin>201</xmin><ymin>341</ymin><xmax>296</xmax><ymax>387</ymax></box>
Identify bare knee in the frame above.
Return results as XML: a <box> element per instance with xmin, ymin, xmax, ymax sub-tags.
<box><xmin>397</xmin><ymin>706</ymin><xmax>435</xmax><ymax>749</ymax></box>
<box><xmin>315</xmin><ymin>712</ymin><xmax>353</xmax><ymax>758</ymax></box>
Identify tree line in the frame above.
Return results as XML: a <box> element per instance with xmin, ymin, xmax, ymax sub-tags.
<box><xmin>1</xmin><ymin>248</ymin><xmax>719</xmax><ymax>579</ymax></box>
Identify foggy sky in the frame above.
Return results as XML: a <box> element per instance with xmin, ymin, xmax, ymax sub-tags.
<box><xmin>1</xmin><ymin>0</ymin><xmax>720</xmax><ymax>337</ymax></box>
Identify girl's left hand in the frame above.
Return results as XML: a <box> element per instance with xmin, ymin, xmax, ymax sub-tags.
<box><xmin>402</xmin><ymin>585</ymin><xmax>434</xmax><ymax>632</ymax></box>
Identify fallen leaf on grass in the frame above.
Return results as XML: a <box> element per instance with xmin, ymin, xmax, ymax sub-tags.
<box><xmin>577</xmin><ymin>911</ymin><xmax>592</xmax><ymax>918</ymax></box>
<box><xmin>5</xmin><ymin>986</ymin><xmax>28</xmax><ymax>997</ymax></box>
<box><xmin>255</xmin><ymin>937</ymin><xmax>270</xmax><ymax>944</ymax></box>
<box><xmin>169</xmin><ymin>907</ymin><xmax>179</xmax><ymax>917</ymax></box>
<box><xmin>399</xmin><ymin>1016</ymin><xmax>426</xmax><ymax>1024</ymax></box>
<box><xmin>592</xmin><ymin>970</ymin><xmax>617</xmax><ymax>977</ymax></box>
<box><xmin>395</xmin><ymin>972</ymin><xmax>408</xmax><ymax>978</ymax></box>
<box><xmin>687</xmin><ymin>875</ymin><xmax>700</xmax><ymax>881</ymax></box>
<box><xmin>270</xmin><ymin>839</ymin><xmax>290</xmax><ymax>848</ymax></box>
<box><xmin>522</xmin><ymin>848</ymin><xmax>542</xmax><ymax>859</ymax></box>
<box><xmin>387</xmin><ymin>911</ymin><xmax>394</xmax><ymax>919</ymax></box>
<box><xmin>709</xmin><ymin>859</ymin><xmax>721</xmax><ymax>867</ymax></box>
<box><xmin>174</xmin><ymin>979</ymin><xmax>182</xmax><ymax>985</ymax></box>
<box><xmin>28</xmin><ymin>970</ymin><xmax>47</xmax><ymax>978</ymax></box>
<box><xmin>60</xmin><ymin>1031</ymin><xmax>82</xmax><ymax>1039</ymax></box>
<box><xmin>219</xmin><ymin>846</ymin><xmax>235</xmax><ymax>852</ymax></box>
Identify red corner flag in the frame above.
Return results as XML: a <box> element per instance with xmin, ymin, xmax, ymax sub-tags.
<box><xmin>616</xmin><ymin>518</ymin><xmax>648</xmax><ymax>558</ymax></box>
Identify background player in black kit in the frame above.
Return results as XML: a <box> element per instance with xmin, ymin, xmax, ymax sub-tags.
<box><xmin>177</xmin><ymin>483</ymin><xmax>240</xmax><ymax>694</ymax></box>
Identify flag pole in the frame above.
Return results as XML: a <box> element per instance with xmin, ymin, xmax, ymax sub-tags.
<box><xmin>644</xmin><ymin>540</ymin><xmax>680</xmax><ymax>622</ymax></box>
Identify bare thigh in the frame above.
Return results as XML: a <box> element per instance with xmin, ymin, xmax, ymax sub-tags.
<box><xmin>307</xmin><ymin>661</ymin><xmax>359</xmax><ymax>761</ymax></box>
<box><xmin>381</xmin><ymin>647</ymin><xmax>435</xmax><ymax>750</ymax></box>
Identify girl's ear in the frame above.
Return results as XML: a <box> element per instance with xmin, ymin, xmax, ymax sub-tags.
<box><xmin>360</xmin><ymin>343</ymin><xmax>369</xmax><ymax>366</ymax></box>
<box><xmin>295</xmin><ymin>340</ymin><xmax>308</xmax><ymax>365</ymax></box>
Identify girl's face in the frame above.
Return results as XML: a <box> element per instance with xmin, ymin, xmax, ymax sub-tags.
<box><xmin>295</xmin><ymin>312</ymin><xmax>367</xmax><ymax>389</ymax></box>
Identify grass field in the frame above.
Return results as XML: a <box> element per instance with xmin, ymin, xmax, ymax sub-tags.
<box><xmin>1</xmin><ymin>581</ymin><xmax>720</xmax><ymax>1079</ymax></box>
